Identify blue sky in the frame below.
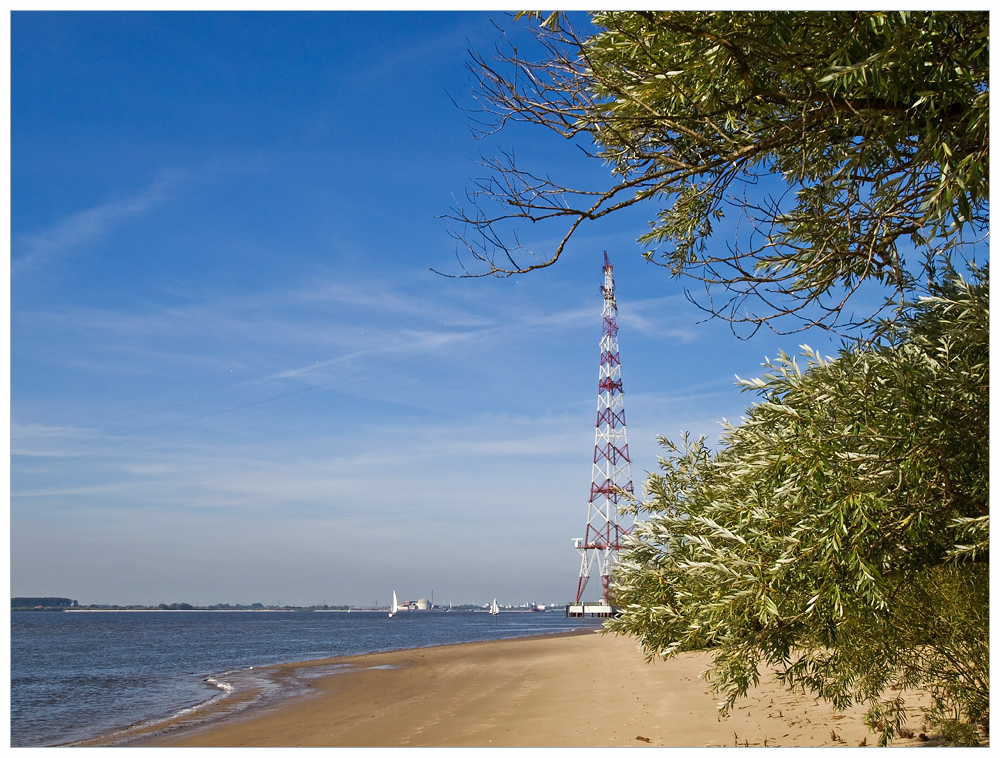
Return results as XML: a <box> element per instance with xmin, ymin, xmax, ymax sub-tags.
<box><xmin>9</xmin><ymin>11</ymin><xmax>857</xmax><ymax>607</ymax></box>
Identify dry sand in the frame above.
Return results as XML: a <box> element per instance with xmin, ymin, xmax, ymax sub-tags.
<box><xmin>88</xmin><ymin>629</ymin><xmax>932</xmax><ymax>748</ymax></box>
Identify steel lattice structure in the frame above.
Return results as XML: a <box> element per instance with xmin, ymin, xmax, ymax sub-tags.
<box><xmin>574</xmin><ymin>252</ymin><xmax>635</xmax><ymax>604</ymax></box>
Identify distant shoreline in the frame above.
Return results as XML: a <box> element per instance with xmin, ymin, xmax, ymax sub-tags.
<box><xmin>56</xmin><ymin>607</ymin><xmax>528</xmax><ymax>613</ymax></box>
<box><xmin>61</xmin><ymin>608</ymin><xmax>336</xmax><ymax>613</ymax></box>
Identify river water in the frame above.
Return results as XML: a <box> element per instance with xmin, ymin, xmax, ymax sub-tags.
<box><xmin>10</xmin><ymin>609</ymin><xmax>602</xmax><ymax>746</ymax></box>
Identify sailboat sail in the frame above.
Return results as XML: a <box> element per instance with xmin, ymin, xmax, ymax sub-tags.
<box><xmin>389</xmin><ymin>591</ymin><xmax>398</xmax><ymax>617</ymax></box>
<box><xmin>490</xmin><ymin>598</ymin><xmax>499</xmax><ymax>615</ymax></box>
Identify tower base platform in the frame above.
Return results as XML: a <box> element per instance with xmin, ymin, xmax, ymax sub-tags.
<box><xmin>564</xmin><ymin>603</ymin><xmax>621</xmax><ymax>618</ymax></box>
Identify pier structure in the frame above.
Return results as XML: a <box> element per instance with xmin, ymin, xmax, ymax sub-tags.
<box><xmin>567</xmin><ymin>252</ymin><xmax>635</xmax><ymax>617</ymax></box>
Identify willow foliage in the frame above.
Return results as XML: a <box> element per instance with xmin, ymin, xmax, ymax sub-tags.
<box><xmin>452</xmin><ymin>11</ymin><xmax>988</xmax><ymax>334</ymax></box>
<box><xmin>606</xmin><ymin>272</ymin><xmax>989</xmax><ymax>744</ymax></box>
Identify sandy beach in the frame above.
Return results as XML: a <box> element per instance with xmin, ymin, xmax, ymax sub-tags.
<box><xmin>85</xmin><ymin>628</ymin><xmax>934</xmax><ymax>748</ymax></box>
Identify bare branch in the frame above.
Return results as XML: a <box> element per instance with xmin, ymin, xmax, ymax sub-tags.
<box><xmin>441</xmin><ymin>11</ymin><xmax>988</xmax><ymax>333</ymax></box>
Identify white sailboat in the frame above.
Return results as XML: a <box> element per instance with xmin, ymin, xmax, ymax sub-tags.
<box><xmin>389</xmin><ymin>590</ymin><xmax>399</xmax><ymax>618</ymax></box>
<box><xmin>489</xmin><ymin>598</ymin><xmax>499</xmax><ymax>616</ymax></box>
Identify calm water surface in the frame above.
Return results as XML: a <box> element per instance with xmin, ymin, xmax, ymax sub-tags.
<box><xmin>10</xmin><ymin>610</ymin><xmax>602</xmax><ymax>746</ymax></box>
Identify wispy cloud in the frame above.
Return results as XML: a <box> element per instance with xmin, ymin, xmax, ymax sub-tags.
<box><xmin>619</xmin><ymin>295</ymin><xmax>701</xmax><ymax>342</ymax></box>
<box><xmin>12</xmin><ymin>170</ymin><xmax>192</xmax><ymax>276</ymax></box>
<box><xmin>9</xmin><ymin>421</ymin><xmax>101</xmax><ymax>458</ymax></box>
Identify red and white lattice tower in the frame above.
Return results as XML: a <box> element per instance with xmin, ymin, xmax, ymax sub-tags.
<box><xmin>574</xmin><ymin>252</ymin><xmax>635</xmax><ymax>604</ymax></box>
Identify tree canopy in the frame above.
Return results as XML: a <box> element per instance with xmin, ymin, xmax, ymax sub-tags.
<box><xmin>449</xmin><ymin>11</ymin><xmax>988</xmax><ymax>334</ymax></box>
<box><xmin>606</xmin><ymin>271</ymin><xmax>988</xmax><ymax>744</ymax></box>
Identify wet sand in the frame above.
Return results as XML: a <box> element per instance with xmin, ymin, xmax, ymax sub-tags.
<box><xmin>93</xmin><ymin>629</ymin><xmax>931</xmax><ymax>747</ymax></box>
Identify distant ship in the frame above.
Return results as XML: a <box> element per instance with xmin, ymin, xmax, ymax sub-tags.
<box><xmin>388</xmin><ymin>591</ymin><xmax>399</xmax><ymax>618</ymax></box>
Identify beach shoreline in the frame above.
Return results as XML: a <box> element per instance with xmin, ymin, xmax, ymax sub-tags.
<box><xmin>79</xmin><ymin>628</ymin><xmax>933</xmax><ymax>748</ymax></box>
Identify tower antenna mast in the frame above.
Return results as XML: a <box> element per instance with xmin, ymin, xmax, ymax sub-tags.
<box><xmin>573</xmin><ymin>252</ymin><xmax>635</xmax><ymax>612</ymax></box>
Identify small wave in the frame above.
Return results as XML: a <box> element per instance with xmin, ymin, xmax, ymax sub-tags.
<box><xmin>205</xmin><ymin>675</ymin><xmax>235</xmax><ymax>694</ymax></box>
<box><xmin>68</xmin><ymin>669</ymin><xmax>265</xmax><ymax>746</ymax></box>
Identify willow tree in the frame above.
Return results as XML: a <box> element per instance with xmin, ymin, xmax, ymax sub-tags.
<box><xmin>452</xmin><ymin>12</ymin><xmax>989</xmax><ymax>743</ymax></box>
<box><xmin>606</xmin><ymin>272</ymin><xmax>989</xmax><ymax>744</ymax></box>
<box><xmin>448</xmin><ymin>11</ymin><xmax>988</xmax><ymax>335</ymax></box>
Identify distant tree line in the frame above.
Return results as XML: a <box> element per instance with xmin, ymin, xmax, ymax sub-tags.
<box><xmin>11</xmin><ymin>599</ymin><xmax>357</xmax><ymax>611</ymax></box>
<box><xmin>12</xmin><ymin>597</ymin><xmax>78</xmax><ymax>609</ymax></box>
<box><xmin>11</xmin><ymin>599</ymin><xmax>517</xmax><ymax>612</ymax></box>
